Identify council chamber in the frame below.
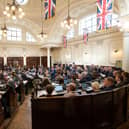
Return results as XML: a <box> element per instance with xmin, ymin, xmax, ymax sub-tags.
<box><xmin>0</xmin><ymin>0</ymin><xmax>129</xmax><ymax>129</ymax></box>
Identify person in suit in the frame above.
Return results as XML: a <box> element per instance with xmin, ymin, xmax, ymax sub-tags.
<box><xmin>121</xmin><ymin>72</ymin><xmax>129</xmax><ymax>85</ymax></box>
<box><xmin>101</xmin><ymin>77</ymin><xmax>115</xmax><ymax>91</ymax></box>
<box><xmin>115</xmin><ymin>74</ymin><xmax>123</xmax><ymax>87</ymax></box>
<box><xmin>64</xmin><ymin>83</ymin><xmax>79</xmax><ymax>97</ymax></box>
<box><xmin>41</xmin><ymin>77</ymin><xmax>51</xmax><ymax>89</ymax></box>
<box><xmin>46</xmin><ymin>84</ymin><xmax>55</xmax><ymax>97</ymax></box>
<box><xmin>71</xmin><ymin>74</ymin><xmax>80</xmax><ymax>89</ymax></box>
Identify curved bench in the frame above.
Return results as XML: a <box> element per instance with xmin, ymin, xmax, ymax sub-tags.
<box><xmin>31</xmin><ymin>85</ymin><xmax>129</xmax><ymax>129</ymax></box>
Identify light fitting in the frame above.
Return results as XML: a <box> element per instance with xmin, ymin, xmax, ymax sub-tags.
<box><xmin>38</xmin><ymin>32</ymin><xmax>47</xmax><ymax>40</ymax></box>
<box><xmin>114</xmin><ymin>49</ymin><xmax>119</xmax><ymax>53</ymax></box>
<box><xmin>38</xmin><ymin>0</ymin><xmax>47</xmax><ymax>40</ymax></box>
<box><xmin>61</xmin><ymin>0</ymin><xmax>77</xmax><ymax>30</ymax></box>
<box><xmin>0</xmin><ymin>0</ymin><xmax>8</xmax><ymax>38</ymax></box>
<box><xmin>0</xmin><ymin>24</ymin><xmax>8</xmax><ymax>37</ymax></box>
<box><xmin>3</xmin><ymin>0</ymin><xmax>25</xmax><ymax>20</ymax></box>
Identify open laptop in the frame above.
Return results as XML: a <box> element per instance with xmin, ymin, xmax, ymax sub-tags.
<box><xmin>55</xmin><ymin>85</ymin><xmax>64</xmax><ymax>92</ymax></box>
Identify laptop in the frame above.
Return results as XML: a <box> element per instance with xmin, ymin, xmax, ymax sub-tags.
<box><xmin>55</xmin><ymin>85</ymin><xmax>64</xmax><ymax>92</ymax></box>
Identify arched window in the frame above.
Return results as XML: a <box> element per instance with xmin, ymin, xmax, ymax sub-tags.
<box><xmin>7</xmin><ymin>27</ymin><xmax>22</xmax><ymax>41</ymax></box>
<box><xmin>67</xmin><ymin>28</ymin><xmax>74</xmax><ymax>39</ymax></box>
<box><xmin>26</xmin><ymin>32</ymin><xmax>36</xmax><ymax>42</ymax></box>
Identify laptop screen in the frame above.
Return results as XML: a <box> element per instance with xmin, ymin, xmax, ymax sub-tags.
<box><xmin>55</xmin><ymin>85</ymin><xmax>63</xmax><ymax>92</ymax></box>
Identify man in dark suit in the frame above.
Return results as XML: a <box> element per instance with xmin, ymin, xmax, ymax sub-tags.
<box><xmin>101</xmin><ymin>77</ymin><xmax>115</xmax><ymax>91</ymax></box>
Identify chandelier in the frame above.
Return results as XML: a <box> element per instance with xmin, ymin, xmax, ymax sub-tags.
<box><xmin>0</xmin><ymin>24</ymin><xmax>8</xmax><ymax>37</ymax></box>
<box><xmin>61</xmin><ymin>0</ymin><xmax>77</xmax><ymax>30</ymax></box>
<box><xmin>38</xmin><ymin>0</ymin><xmax>47</xmax><ymax>40</ymax></box>
<box><xmin>3</xmin><ymin>0</ymin><xmax>25</xmax><ymax>20</ymax></box>
<box><xmin>0</xmin><ymin>0</ymin><xmax>8</xmax><ymax>37</ymax></box>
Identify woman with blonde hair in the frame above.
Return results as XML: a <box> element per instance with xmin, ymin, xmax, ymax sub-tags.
<box><xmin>92</xmin><ymin>81</ymin><xmax>100</xmax><ymax>92</ymax></box>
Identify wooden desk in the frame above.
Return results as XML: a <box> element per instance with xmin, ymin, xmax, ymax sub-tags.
<box><xmin>0</xmin><ymin>93</ymin><xmax>5</xmax><ymax>126</ymax></box>
<box><xmin>9</xmin><ymin>89</ymin><xmax>18</xmax><ymax>114</ymax></box>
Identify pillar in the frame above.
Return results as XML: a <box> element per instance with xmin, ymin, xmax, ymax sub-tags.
<box><xmin>40</xmin><ymin>56</ymin><xmax>42</xmax><ymax>66</ymax></box>
<box><xmin>4</xmin><ymin>56</ymin><xmax>7</xmax><ymax>65</ymax></box>
<box><xmin>24</xmin><ymin>56</ymin><xmax>26</xmax><ymax>66</ymax></box>
<box><xmin>122</xmin><ymin>33</ymin><xmax>129</xmax><ymax>72</ymax></box>
<box><xmin>47</xmin><ymin>47</ymin><xmax>51</xmax><ymax>68</ymax></box>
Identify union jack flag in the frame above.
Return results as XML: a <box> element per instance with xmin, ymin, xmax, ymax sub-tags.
<box><xmin>83</xmin><ymin>28</ymin><xmax>88</xmax><ymax>44</ymax></box>
<box><xmin>97</xmin><ymin>0</ymin><xmax>112</xmax><ymax>30</ymax></box>
<box><xmin>44</xmin><ymin>0</ymin><xmax>56</xmax><ymax>20</ymax></box>
<box><xmin>63</xmin><ymin>36</ymin><xmax>67</xmax><ymax>48</ymax></box>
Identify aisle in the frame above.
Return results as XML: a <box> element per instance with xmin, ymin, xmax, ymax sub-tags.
<box><xmin>7</xmin><ymin>96</ymin><xmax>32</xmax><ymax>129</ymax></box>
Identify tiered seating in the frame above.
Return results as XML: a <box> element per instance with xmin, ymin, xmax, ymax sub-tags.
<box><xmin>0</xmin><ymin>97</ymin><xmax>4</xmax><ymax>125</ymax></box>
<box><xmin>0</xmin><ymin>81</ymin><xmax>26</xmax><ymax>127</ymax></box>
<box><xmin>31</xmin><ymin>85</ymin><xmax>129</xmax><ymax>129</ymax></box>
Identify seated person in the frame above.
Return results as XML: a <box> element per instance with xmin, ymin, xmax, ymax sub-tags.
<box><xmin>64</xmin><ymin>83</ymin><xmax>79</xmax><ymax>97</ymax></box>
<box><xmin>79</xmin><ymin>72</ymin><xmax>87</xmax><ymax>83</ymax></box>
<box><xmin>71</xmin><ymin>74</ymin><xmax>80</xmax><ymax>89</ymax></box>
<box><xmin>59</xmin><ymin>77</ymin><xmax>64</xmax><ymax>86</ymax></box>
<box><xmin>92</xmin><ymin>82</ymin><xmax>100</xmax><ymax>92</ymax></box>
<box><xmin>46</xmin><ymin>84</ymin><xmax>55</xmax><ymax>97</ymax></box>
<box><xmin>41</xmin><ymin>77</ymin><xmax>51</xmax><ymax>89</ymax></box>
<box><xmin>115</xmin><ymin>74</ymin><xmax>123</xmax><ymax>87</ymax></box>
<box><xmin>121</xmin><ymin>72</ymin><xmax>129</xmax><ymax>85</ymax></box>
<box><xmin>101</xmin><ymin>77</ymin><xmax>115</xmax><ymax>91</ymax></box>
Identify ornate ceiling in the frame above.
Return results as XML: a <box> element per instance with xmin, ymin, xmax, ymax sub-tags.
<box><xmin>0</xmin><ymin>0</ymin><xmax>129</xmax><ymax>44</ymax></box>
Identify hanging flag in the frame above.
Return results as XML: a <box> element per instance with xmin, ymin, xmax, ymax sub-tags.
<box><xmin>97</xmin><ymin>0</ymin><xmax>112</xmax><ymax>30</ymax></box>
<box><xmin>63</xmin><ymin>36</ymin><xmax>67</xmax><ymax>48</ymax></box>
<box><xmin>83</xmin><ymin>28</ymin><xmax>88</xmax><ymax>44</ymax></box>
<box><xmin>44</xmin><ymin>0</ymin><xmax>56</xmax><ymax>20</ymax></box>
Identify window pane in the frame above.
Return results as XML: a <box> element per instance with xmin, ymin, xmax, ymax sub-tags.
<box><xmin>12</xmin><ymin>31</ymin><xmax>16</xmax><ymax>36</ymax></box>
<box><xmin>7</xmin><ymin>27</ymin><xmax>22</xmax><ymax>41</ymax></box>
<box><xmin>17</xmin><ymin>37</ymin><xmax>21</xmax><ymax>41</ymax></box>
<box><xmin>17</xmin><ymin>32</ymin><xmax>22</xmax><ymax>36</ymax></box>
<box><xmin>7</xmin><ymin>31</ymin><xmax>11</xmax><ymax>35</ymax></box>
<box><xmin>7</xmin><ymin>37</ymin><xmax>11</xmax><ymax>40</ymax></box>
<box><xmin>12</xmin><ymin>37</ymin><xmax>16</xmax><ymax>40</ymax></box>
<box><xmin>79</xmin><ymin>14</ymin><xmax>97</xmax><ymax>35</ymax></box>
<box><xmin>26</xmin><ymin>32</ymin><xmax>36</xmax><ymax>42</ymax></box>
<box><xmin>67</xmin><ymin>28</ymin><xmax>74</xmax><ymax>39</ymax></box>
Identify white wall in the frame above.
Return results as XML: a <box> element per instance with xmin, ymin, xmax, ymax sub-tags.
<box><xmin>52</xmin><ymin>30</ymin><xmax>123</xmax><ymax>66</ymax></box>
<box><xmin>0</xmin><ymin>44</ymin><xmax>47</xmax><ymax>65</ymax></box>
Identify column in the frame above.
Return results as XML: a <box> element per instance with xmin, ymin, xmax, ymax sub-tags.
<box><xmin>47</xmin><ymin>47</ymin><xmax>51</xmax><ymax>68</ymax></box>
<box><xmin>40</xmin><ymin>56</ymin><xmax>42</xmax><ymax>66</ymax></box>
<box><xmin>4</xmin><ymin>56</ymin><xmax>7</xmax><ymax>65</ymax></box>
<box><xmin>123</xmin><ymin>33</ymin><xmax>129</xmax><ymax>72</ymax></box>
<box><xmin>3</xmin><ymin>47</ymin><xmax>7</xmax><ymax>65</ymax></box>
<box><xmin>23</xmin><ymin>48</ymin><xmax>26</xmax><ymax>66</ymax></box>
<box><xmin>24</xmin><ymin>56</ymin><xmax>26</xmax><ymax>66</ymax></box>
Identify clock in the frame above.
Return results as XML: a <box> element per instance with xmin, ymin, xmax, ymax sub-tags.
<box><xmin>16</xmin><ymin>0</ymin><xmax>29</xmax><ymax>5</ymax></box>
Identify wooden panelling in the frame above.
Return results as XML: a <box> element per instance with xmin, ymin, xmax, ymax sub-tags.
<box><xmin>41</xmin><ymin>56</ymin><xmax>47</xmax><ymax>68</ymax></box>
<box><xmin>41</xmin><ymin>56</ymin><xmax>52</xmax><ymax>68</ymax></box>
<box><xmin>7</xmin><ymin>57</ymin><xmax>24</xmax><ymax>67</ymax></box>
<box><xmin>26</xmin><ymin>57</ymin><xmax>40</xmax><ymax>68</ymax></box>
<box><xmin>0</xmin><ymin>57</ymin><xmax>4</xmax><ymax>69</ymax></box>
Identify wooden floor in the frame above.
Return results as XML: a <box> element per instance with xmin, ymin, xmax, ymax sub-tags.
<box><xmin>7</xmin><ymin>96</ymin><xmax>32</xmax><ymax>129</ymax></box>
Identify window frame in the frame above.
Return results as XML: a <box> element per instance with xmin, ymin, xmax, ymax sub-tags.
<box><xmin>7</xmin><ymin>27</ymin><xmax>22</xmax><ymax>41</ymax></box>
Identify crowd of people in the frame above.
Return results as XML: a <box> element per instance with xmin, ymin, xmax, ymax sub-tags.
<box><xmin>0</xmin><ymin>64</ymin><xmax>129</xmax><ymax>118</ymax></box>
<box><xmin>41</xmin><ymin>64</ymin><xmax>129</xmax><ymax>96</ymax></box>
<box><xmin>0</xmin><ymin>64</ymin><xmax>129</xmax><ymax>98</ymax></box>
